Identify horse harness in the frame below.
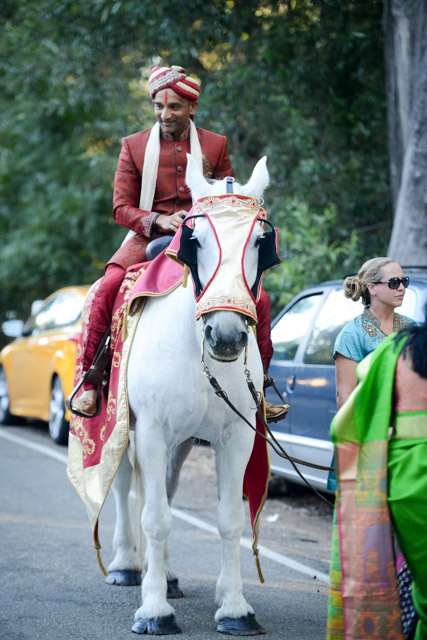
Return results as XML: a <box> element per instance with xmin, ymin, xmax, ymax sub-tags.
<box><xmin>192</xmin><ymin>177</ymin><xmax>334</xmax><ymax>505</ymax></box>
<box><xmin>200</xmin><ymin>322</ymin><xmax>335</xmax><ymax>508</ymax></box>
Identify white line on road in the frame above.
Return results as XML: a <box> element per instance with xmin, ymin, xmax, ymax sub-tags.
<box><xmin>0</xmin><ymin>429</ymin><xmax>68</xmax><ymax>463</ymax></box>
<box><xmin>0</xmin><ymin>428</ymin><xmax>330</xmax><ymax>584</ymax></box>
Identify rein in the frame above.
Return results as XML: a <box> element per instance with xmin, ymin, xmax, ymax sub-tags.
<box><xmin>201</xmin><ymin>326</ymin><xmax>335</xmax><ymax>508</ymax></box>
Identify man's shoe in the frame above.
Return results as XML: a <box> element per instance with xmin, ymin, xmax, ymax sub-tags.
<box><xmin>70</xmin><ymin>389</ymin><xmax>98</xmax><ymax>418</ymax></box>
<box><xmin>265</xmin><ymin>401</ymin><xmax>290</xmax><ymax>424</ymax></box>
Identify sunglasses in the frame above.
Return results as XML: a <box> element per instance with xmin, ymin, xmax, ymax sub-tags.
<box><xmin>371</xmin><ymin>276</ymin><xmax>410</xmax><ymax>289</ymax></box>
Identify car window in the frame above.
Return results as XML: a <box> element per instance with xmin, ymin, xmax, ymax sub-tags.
<box><xmin>24</xmin><ymin>293</ymin><xmax>83</xmax><ymax>335</ymax></box>
<box><xmin>23</xmin><ymin>296</ymin><xmax>58</xmax><ymax>335</ymax></box>
<box><xmin>399</xmin><ymin>287</ymin><xmax>418</xmax><ymax>321</ymax></box>
<box><xmin>303</xmin><ymin>288</ymin><xmax>363</xmax><ymax>365</ymax></box>
<box><xmin>51</xmin><ymin>293</ymin><xmax>83</xmax><ymax>329</ymax></box>
<box><xmin>271</xmin><ymin>294</ymin><xmax>322</xmax><ymax>361</ymax></box>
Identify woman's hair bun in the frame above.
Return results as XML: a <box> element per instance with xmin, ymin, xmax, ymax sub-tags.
<box><xmin>343</xmin><ymin>275</ymin><xmax>361</xmax><ymax>301</ymax></box>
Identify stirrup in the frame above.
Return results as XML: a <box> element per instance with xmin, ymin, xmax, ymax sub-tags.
<box><xmin>265</xmin><ymin>403</ymin><xmax>290</xmax><ymax>424</ymax></box>
<box><xmin>264</xmin><ymin>375</ymin><xmax>291</xmax><ymax>424</ymax></box>
<box><xmin>66</xmin><ymin>376</ymin><xmax>102</xmax><ymax>418</ymax></box>
<box><xmin>66</xmin><ymin>327</ymin><xmax>111</xmax><ymax>419</ymax></box>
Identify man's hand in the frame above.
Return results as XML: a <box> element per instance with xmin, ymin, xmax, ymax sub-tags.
<box><xmin>155</xmin><ymin>211</ymin><xmax>187</xmax><ymax>234</ymax></box>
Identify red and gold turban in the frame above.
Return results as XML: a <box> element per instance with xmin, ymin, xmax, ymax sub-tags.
<box><xmin>149</xmin><ymin>65</ymin><xmax>201</xmax><ymax>101</ymax></box>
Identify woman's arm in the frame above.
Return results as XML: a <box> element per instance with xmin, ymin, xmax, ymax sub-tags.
<box><xmin>335</xmin><ymin>353</ymin><xmax>358</xmax><ymax>409</ymax></box>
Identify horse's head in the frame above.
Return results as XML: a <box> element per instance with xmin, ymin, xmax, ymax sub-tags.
<box><xmin>172</xmin><ymin>155</ymin><xmax>279</xmax><ymax>362</ymax></box>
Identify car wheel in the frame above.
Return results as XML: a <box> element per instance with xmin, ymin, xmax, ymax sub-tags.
<box><xmin>0</xmin><ymin>366</ymin><xmax>23</xmax><ymax>425</ymax></box>
<box><xmin>49</xmin><ymin>376</ymin><xmax>69</xmax><ymax>445</ymax></box>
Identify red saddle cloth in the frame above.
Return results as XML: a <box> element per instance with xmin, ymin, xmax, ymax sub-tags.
<box><xmin>127</xmin><ymin>232</ymin><xmax>184</xmax><ymax>302</ymax></box>
<box><xmin>67</xmin><ymin>237</ymin><xmax>269</xmax><ymax>578</ymax></box>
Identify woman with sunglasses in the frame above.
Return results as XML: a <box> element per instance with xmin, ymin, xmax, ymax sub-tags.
<box><xmin>334</xmin><ymin>257</ymin><xmax>415</xmax><ymax>410</ymax></box>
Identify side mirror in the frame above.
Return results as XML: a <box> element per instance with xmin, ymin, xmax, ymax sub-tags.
<box><xmin>2</xmin><ymin>319</ymin><xmax>24</xmax><ymax>338</ymax></box>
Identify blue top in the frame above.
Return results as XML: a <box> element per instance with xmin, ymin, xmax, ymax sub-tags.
<box><xmin>328</xmin><ymin>307</ymin><xmax>415</xmax><ymax>491</ymax></box>
<box><xmin>334</xmin><ymin>307</ymin><xmax>416</xmax><ymax>363</ymax></box>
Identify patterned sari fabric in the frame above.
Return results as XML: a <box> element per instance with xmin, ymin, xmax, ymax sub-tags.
<box><xmin>327</xmin><ymin>335</ymin><xmax>407</xmax><ymax>640</ymax></box>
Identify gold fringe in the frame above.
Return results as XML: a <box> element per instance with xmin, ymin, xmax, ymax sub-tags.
<box><xmin>255</xmin><ymin>549</ymin><xmax>265</xmax><ymax>583</ymax></box>
<box><xmin>94</xmin><ymin>542</ymin><xmax>108</xmax><ymax>576</ymax></box>
<box><xmin>182</xmin><ymin>265</ymin><xmax>189</xmax><ymax>288</ymax></box>
<box><xmin>249</xmin><ymin>390</ymin><xmax>271</xmax><ymax>584</ymax></box>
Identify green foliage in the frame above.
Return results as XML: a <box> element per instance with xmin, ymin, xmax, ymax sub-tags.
<box><xmin>263</xmin><ymin>199</ymin><xmax>362</xmax><ymax>318</ymax></box>
<box><xmin>0</xmin><ymin>0</ymin><xmax>391</xmax><ymax>322</ymax></box>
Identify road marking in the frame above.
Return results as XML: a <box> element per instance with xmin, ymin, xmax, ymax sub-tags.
<box><xmin>0</xmin><ymin>429</ymin><xmax>68</xmax><ymax>463</ymax></box>
<box><xmin>171</xmin><ymin>508</ymin><xmax>330</xmax><ymax>583</ymax></box>
<box><xmin>0</xmin><ymin>428</ymin><xmax>330</xmax><ymax>584</ymax></box>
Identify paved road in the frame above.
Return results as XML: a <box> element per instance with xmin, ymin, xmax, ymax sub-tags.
<box><xmin>0</xmin><ymin>422</ymin><xmax>333</xmax><ymax>640</ymax></box>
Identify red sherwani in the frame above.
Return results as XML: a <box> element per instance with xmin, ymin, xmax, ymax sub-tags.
<box><xmin>82</xmin><ymin>125</ymin><xmax>234</xmax><ymax>374</ymax></box>
<box><xmin>109</xmin><ymin>126</ymin><xmax>234</xmax><ymax>269</ymax></box>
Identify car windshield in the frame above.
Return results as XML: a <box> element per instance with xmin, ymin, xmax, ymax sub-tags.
<box><xmin>23</xmin><ymin>292</ymin><xmax>84</xmax><ymax>335</ymax></box>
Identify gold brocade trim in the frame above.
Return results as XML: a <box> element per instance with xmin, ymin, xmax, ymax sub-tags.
<box><xmin>193</xmin><ymin>195</ymin><xmax>265</xmax><ymax>216</ymax></box>
<box><xmin>106</xmin><ymin>398</ymin><xmax>117</xmax><ymax>423</ymax></box>
<box><xmin>241</xmin><ymin>327</ymin><xmax>270</xmax><ymax>583</ymax></box>
<box><xmin>362</xmin><ymin>308</ymin><xmax>412</xmax><ymax>339</ymax></box>
<box><xmin>128</xmin><ymin>279</ymin><xmax>184</xmax><ymax>314</ymax></box>
<box><xmin>70</xmin><ymin>416</ymin><xmax>96</xmax><ymax>460</ymax></box>
<box><xmin>196</xmin><ymin>295</ymin><xmax>257</xmax><ymax>318</ymax></box>
<box><xmin>67</xmin><ymin>305</ymin><xmax>144</xmax><ymax>574</ymax></box>
<box><xmin>250</xmin><ymin>397</ymin><xmax>270</xmax><ymax>565</ymax></box>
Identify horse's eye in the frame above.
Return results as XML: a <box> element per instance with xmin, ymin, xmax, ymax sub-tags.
<box><xmin>254</xmin><ymin>234</ymin><xmax>265</xmax><ymax>248</ymax></box>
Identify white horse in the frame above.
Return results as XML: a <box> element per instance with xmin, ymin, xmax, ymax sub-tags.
<box><xmin>108</xmin><ymin>154</ymin><xmax>275</xmax><ymax>635</ymax></box>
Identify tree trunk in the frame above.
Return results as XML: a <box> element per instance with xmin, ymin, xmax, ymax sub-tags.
<box><xmin>385</xmin><ymin>0</ymin><xmax>427</xmax><ymax>265</ymax></box>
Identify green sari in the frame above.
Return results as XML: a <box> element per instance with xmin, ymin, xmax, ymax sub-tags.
<box><xmin>327</xmin><ymin>334</ymin><xmax>427</xmax><ymax>639</ymax></box>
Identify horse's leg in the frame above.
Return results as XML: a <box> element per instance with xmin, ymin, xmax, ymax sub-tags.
<box><xmin>132</xmin><ymin>427</ymin><xmax>181</xmax><ymax>635</ymax></box>
<box><xmin>164</xmin><ymin>438</ymin><xmax>193</xmax><ymax>599</ymax></box>
<box><xmin>106</xmin><ymin>446</ymin><xmax>143</xmax><ymax>586</ymax></box>
<box><xmin>214</xmin><ymin>430</ymin><xmax>265</xmax><ymax>636</ymax></box>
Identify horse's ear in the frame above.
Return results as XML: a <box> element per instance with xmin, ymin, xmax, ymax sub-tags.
<box><xmin>186</xmin><ymin>153</ymin><xmax>210</xmax><ymax>202</ymax></box>
<box><xmin>240</xmin><ymin>156</ymin><xmax>269</xmax><ymax>199</ymax></box>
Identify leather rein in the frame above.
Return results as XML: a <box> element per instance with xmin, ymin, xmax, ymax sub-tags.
<box><xmin>201</xmin><ymin>324</ymin><xmax>335</xmax><ymax>508</ymax></box>
<box><xmin>200</xmin><ymin>178</ymin><xmax>334</xmax><ymax>507</ymax></box>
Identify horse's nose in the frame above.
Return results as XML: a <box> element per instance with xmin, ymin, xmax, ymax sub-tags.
<box><xmin>204</xmin><ymin>319</ymin><xmax>248</xmax><ymax>361</ymax></box>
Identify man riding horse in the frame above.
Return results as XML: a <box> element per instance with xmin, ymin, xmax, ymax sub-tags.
<box><xmin>70</xmin><ymin>64</ymin><xmax>287</xmax><ymax>422</ymax></box>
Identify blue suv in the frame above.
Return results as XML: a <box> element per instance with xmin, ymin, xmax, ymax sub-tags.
<box><xmin>264</xmin><ymin>267</ymin><xmax>427</xmax><ymax>492</ymax></box>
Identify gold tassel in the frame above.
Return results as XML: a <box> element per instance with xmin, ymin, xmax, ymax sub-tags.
<box><xmin>94</xmin><ymin>522</ymin><xmax>108</xmax><ymax>576</ymax></box>
<box><xmin>182</xmin><ymin>265</ymin><xmax>189</xmax><ymax>288</ymax></box>
<box><xmin>255</xmin><ymin>549</ymin><xmax>265</xmax><ymax>583</ymax></box>
<box><xmin>95</xmin><ymin>543</ymin><xmax>108</xmax><ymax>576</ymax></box>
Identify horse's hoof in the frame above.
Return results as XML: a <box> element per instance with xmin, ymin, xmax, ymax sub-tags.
<box><xmin>167</xmin><ymin>578</ymin><xmax>184</xmax><ymax>599</ymax></box>
<box><xmin>132</xmin><ymin>614</ymin><xmax>182</xmax><ymax>635</ymax></box>
<box><xmin>217</xmin><ymin>613</ymin><xmax>266</xmax><ymax>636</ymax></box>
<box><xmin>105</xmin><ymin>570</ymin><xmax>142</xmax><ymax>586</ymax></box>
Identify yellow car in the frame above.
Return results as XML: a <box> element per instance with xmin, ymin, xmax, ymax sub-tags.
<box><xmin>0</xmin><ymin>285</ymin><xmax>90</xmax><ymax>444</ymax></box>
